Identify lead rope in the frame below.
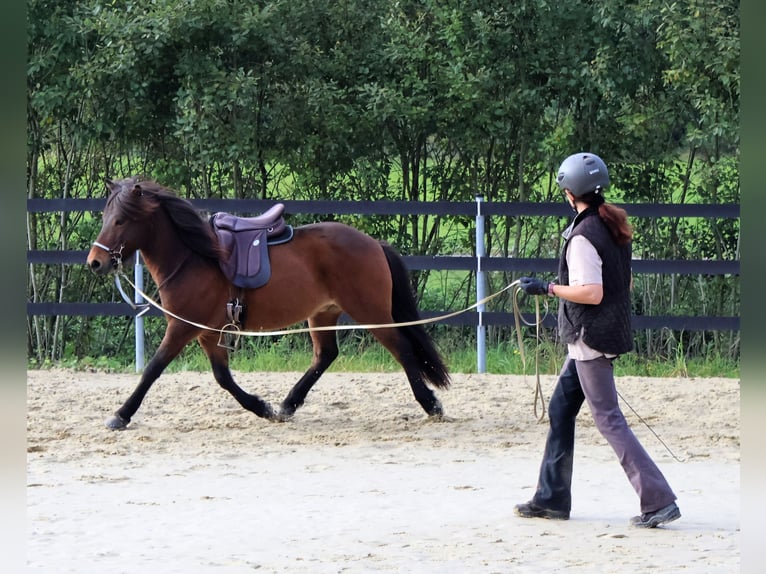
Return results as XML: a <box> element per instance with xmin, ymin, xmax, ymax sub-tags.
<box><xmin>117</xmin><ymin>272</ymin><xmax>521</xmax><ymax>336</ymax></box>
<box><xmin>114</xmin><ymin>275</ymin><xmax>151</xmax><ymax>316</ymax></box>
<box><xmin>616</xmin><ymin>390</ymin><xmax>686</xmax><ymax>462</ymax></box>
<box><xmin>511</xmin><ymin>288</ymin><xmax>683</xmax><ymax>461</ymax></box>
<box><xmin>512</xmin><ymin>288</ymin><xmax>549</xmax><ymax>422</ymax></box>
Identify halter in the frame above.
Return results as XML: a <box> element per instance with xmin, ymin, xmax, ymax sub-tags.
<box><xmin>93</xmin><ymin>241</ymin><xmax>151</xmax><ymax>316</ymax></box>
<box><xmin>92</xmin><ymin>241</ymin><xmax>125</xmax><ymax>270</ymax></box>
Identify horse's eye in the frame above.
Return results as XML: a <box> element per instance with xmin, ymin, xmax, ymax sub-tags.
<box><xmin>115</xmin><ymin>218</ymin><xmax>125</xmax><ymax>226</ymax></box>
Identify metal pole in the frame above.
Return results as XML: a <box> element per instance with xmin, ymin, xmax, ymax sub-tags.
<box><xmin>475</xmin><ymin>195</ymin><xmax>486</xmax><ymax>373</ymax></box>
<box><xmin>134</xmin><ymin>251</ymin><xmax>145</xmax><ymax>372</ymax></box>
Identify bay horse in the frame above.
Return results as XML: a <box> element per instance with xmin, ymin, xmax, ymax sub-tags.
<box><xmin>86</xmin><ymin>176</ymin><xmax>450</xmax><ymax>429</ymax></box>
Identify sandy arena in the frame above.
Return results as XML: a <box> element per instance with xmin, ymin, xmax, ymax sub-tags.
<box><xmin>27</xmin><ymin>368</ymin><xmax>739</xmax><ymax>573</ymax></box>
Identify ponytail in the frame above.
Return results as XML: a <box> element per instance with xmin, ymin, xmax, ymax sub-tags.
<box><xmin>578</xmin><ymin>190</ymin><xmax>632</xmax><ymax>245</ymax></box>
<box><xmin>598</xmin><ymin>203</ymin><xmax>632</xmax><ymax>245</ymax></box>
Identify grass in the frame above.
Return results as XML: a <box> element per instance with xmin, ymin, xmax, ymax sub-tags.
<box><xmin>41</xmin><ymin>337</ymin><xmax>739</xmax><ymax>378</ymax></box>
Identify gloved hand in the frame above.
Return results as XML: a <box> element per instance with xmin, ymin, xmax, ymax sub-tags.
<box><xmin>519</xmin><ymin>276</ymin><xmax>550</xmax><ymax>296</ymax></box>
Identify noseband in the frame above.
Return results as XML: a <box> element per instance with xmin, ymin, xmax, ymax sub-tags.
<box><xmin>92</xmin><ymin>241</ymin><xmax>125</xmax><ymax>270</ymax></box>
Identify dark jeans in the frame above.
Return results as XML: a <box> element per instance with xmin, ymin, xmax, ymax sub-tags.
<box><xmin>531</xmin><ymin>356</ymin><xmax>677</xmax><ymax>514</ymax></box>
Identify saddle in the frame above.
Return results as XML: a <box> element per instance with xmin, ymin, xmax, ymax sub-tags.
<box><xmin>209</xmin><ymin>204</ymin><xmax>294</xmax><ymax>289</ymax></box>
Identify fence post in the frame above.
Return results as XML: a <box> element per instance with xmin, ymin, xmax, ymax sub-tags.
<box><xmin>134</xmin><ymin>251</ymin><xmax>145</xmax><ymax>372</ymax></box>
<box><xmin>475</xmin><ymin>195</ymin><xmax>486</xmax><ymax>373</ymax></box>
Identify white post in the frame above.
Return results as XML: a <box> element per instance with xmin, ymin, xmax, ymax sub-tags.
<box><xmin>475</xmin><ymin>195</ymin><xmax>486</xmax><ymax>373</ymax></box>
<box><xmin>134</xmin><ymin>251</ymin><xmax>145</xmax><ymax>372</ymax></box>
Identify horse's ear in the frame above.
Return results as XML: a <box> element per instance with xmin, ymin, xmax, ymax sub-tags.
<box><xmin>104</xmin><ymin>178</ymin><xmax>115</xmax><ymax>194</ymax></box>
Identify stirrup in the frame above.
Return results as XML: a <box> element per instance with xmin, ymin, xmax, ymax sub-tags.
<box><xmin>218</xmin><ymin>322</ymin><xmax>242</xmax><ymax>351</ymax></box>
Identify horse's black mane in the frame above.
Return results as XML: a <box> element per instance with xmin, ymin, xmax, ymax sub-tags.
<box><xmin>110</xmin><ymin>176</ymin><xmax>223</xmax><ymax>263</ymax></box>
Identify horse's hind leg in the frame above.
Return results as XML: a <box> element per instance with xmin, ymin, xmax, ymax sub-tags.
<box><xmin>277</xmin><ymin>312</ymin><xmax>341</xmax><ymax>420</ymax></box>
<box><xmin>200</xmin><ymin>336</ymin><xmax>276</xmax><ymax>420</ymax></box>
<box><xmin>371</xmin><ymin>327</ymin><xmax>444</xmax><ymax>417</ymax></box>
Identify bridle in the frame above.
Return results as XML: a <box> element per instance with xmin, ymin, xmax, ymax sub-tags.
<box><xmin>92</xmin><ymin>240</ymin><xmax>125</xmax><ymax>270</ymax></box>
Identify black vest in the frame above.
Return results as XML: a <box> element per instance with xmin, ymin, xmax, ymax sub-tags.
<box><xmin>557</xmin><ymin>208</ymin><xmax>633</xmax><ymax>355</ymax></box>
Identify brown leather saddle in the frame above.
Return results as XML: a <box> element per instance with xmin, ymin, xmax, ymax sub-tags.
<box><xmin>209</xmin><ymin>204</ymin><xmax>294</xmax><ymax>289</ymax></box>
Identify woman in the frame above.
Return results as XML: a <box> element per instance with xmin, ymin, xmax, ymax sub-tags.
<box><xmin>515</xmin><ymin>152</ymin><xmax>680</xmax><ymax>528</ymax></box>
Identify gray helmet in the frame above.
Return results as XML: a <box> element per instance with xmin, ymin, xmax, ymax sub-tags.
<box><xmin>556</xmin><ymin>152</ymin><xmax>609</xmax><ymax>197</ymax></box>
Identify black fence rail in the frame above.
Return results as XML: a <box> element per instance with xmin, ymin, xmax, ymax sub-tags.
<box><xmin>27</xmin><ymin>199</ymin><xmax>741</xmax><ymax>332</ymax></box>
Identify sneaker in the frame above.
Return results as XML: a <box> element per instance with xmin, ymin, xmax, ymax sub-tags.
<box><xmin>514</xmin><ymin>501</ymin><xmax>570</xmax><ymax>520</ymax></box>
<box><xmin>629</xmin><ymin>502</ymin><xmax>681</xmax><ymax>528</ymax></box>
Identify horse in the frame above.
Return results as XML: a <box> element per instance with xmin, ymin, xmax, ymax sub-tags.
<box><xmin>86</xmin><ymin>176</ymin><xmax>450</xmax><ymax>429</ymax></box>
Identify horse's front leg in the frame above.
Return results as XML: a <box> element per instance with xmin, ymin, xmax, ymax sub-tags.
<box><xmin>200</xmin><ymin>336</ymin><xmax>276</xmax><ymax>420</ymax></box>
<box><xmin>105</xmin><ymin>321</ymin><xmax>197</xmax><ymax>429</ymax></box>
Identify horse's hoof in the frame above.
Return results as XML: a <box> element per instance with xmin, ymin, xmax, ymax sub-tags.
<box><xmin>256</xmin><ymin>403</ymin><xmax>281</xmax><ymax>422</ymax></box>
<box><xmin>105</xmin><ymin>414</ymin><xmax>129</xmax><ymax>430</ymax></box>
<box><xmin>273</xmin><ymin>410</ymin><xmax>294</xmax><ymax>423</ymax></box>
<box><xmin>427</xmin><ymin>413</ymin><xmax>454</xmax><ymax>422</ymax></box>
<box><xmin>426</xmin><ymin>399</ymin><xmax>444</xmax><ymax>418</ymax></box>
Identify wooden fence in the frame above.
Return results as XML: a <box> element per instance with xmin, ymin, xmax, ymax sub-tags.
<box><xmin>27</xmin><ymin>198</ymin><xmax>740</xmax><ymax>332</ymax></box>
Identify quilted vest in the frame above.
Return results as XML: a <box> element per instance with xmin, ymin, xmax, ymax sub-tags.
<box><xmin>557</xmin><ymin>208</ymin><xmax>634</xmax><ymax>355</ymax></box>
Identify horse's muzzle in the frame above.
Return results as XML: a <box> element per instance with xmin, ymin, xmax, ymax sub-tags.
<box><xmin>87</xmin><ymin>241</ymin><xmax>124</xmax><ymax>274</ymax></box>
<box><xmin>86</xmin><ymin>248</ymin><xmax>116</xmax><ymax>275</ymax></box>
<box><xmin>86</xmin><ymin>253</ymin><xmax>110</xmax><ymax>275</ymax></box>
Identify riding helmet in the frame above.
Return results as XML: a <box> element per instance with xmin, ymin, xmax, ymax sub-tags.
<box><xmin>556</xmin><ymin>152</ymin><xmax>609</xmax><ymax>197</ymax></box>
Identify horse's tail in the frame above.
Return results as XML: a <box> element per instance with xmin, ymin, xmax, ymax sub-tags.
<box><xmin>380</xmin><ymin>241</ymin><xmax>451</xmax><ymax>389</ymax></box>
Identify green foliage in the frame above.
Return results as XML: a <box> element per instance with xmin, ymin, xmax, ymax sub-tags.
<box><xmin>28</xmin><ymin>0</ymin><xmax>739</xmax><ymax>367</ymax></box>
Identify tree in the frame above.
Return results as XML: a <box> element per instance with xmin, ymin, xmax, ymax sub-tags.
<box><xmin>27</xmin><ymin>0</ymin><xmax>740</xmax><ymax>365</ymax></box>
